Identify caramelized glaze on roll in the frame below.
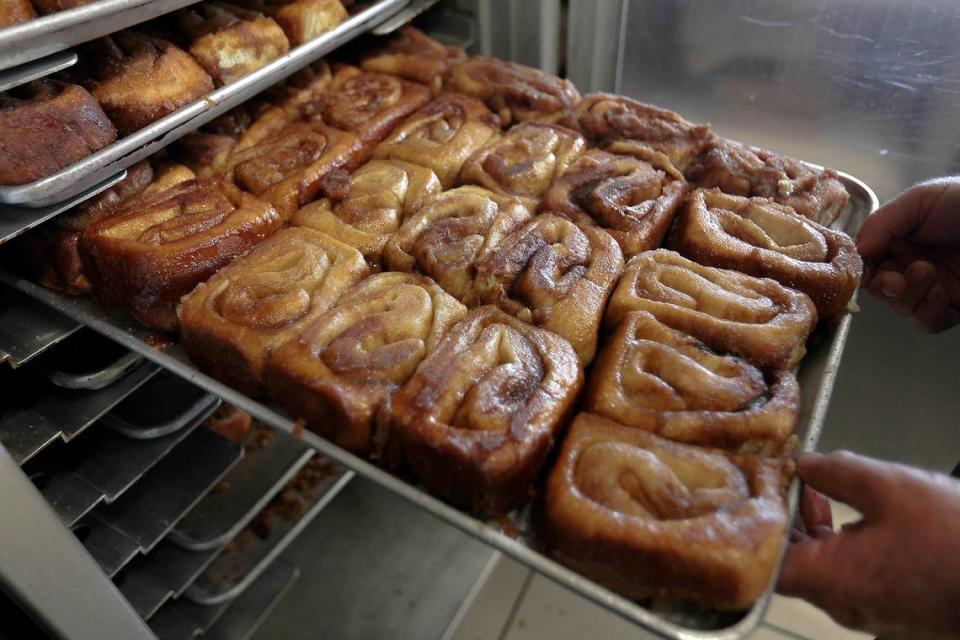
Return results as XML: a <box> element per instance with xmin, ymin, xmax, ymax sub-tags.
<box><xmin>266</xmin><ymin>272</ymin><xmax>467</xmax><ymax>454</ymax></box>
<box><xmin>472</xmin><ymin>214</ymin><xmax>623</xmax><ymax>364</ymax></box>
<box><xmin>373</xmin><ymin>92</ymin><xmax>500</xmax><ymax>188</ymax></box>
<box><xmin>445</xmin><ymin>56</ymin><xmax>581</xmax><ymax>128</ymax></box>
<box><xmin>292</xmin><ymin>160</ymin><xmax>442</xmax><ymax>266</ymax></box>
<box><xmin>83</xmin><ymin>32</ymin><xmax>214</xmax><ymax>135</ymax></box>
<box><xmin>542</xmin><ymin>148</ymin><xmax>687</xmax><ymax>258</ymax></box>
<box><xmin>605</xmin><ymin>249</ymin><xmax>817</xmax><ymax>369</ymax></box>
<box><xmin>0</xmin><ymin>0</ymin><xmax>36</xmax><ymax>25</ymax></box>
<box><xmin>79</xmin><ymin>178</ymin><xmax>282</xmax><ymax>330</ymax></box>
<box><xmin>383</xmin><ymin>185</ymin><xmax>533</xmax><ymax>301</ymax></box>
<box><xmin>237</xmin><ymin>0</ymin><xmax>347</xmax><ymax>46</ymax></box>
<box><xmin>387</xmin><ymin>305</ymin><xmax>583</xmax><ymax>516</ymax></box>
<box><xmin>586</xmin><ymin>311</ymin><xmax>799</xmax><ymax>454</ymax></box>
<box><xmin>264</xmin><ymin>60</ymin><xmax>333</xmax><ymax>115</ymax></box>
<box><xmin>459</xmin><ymin>123</ymin><xmax>586</xmax><ymax>209</ymax></box>
<box><xmin>173</xmin><ymin>100</ymin><xmax>275</xmax><ymax>176</ymax></box>
<box><xmin>670</xmin><ymin>189</ymin><xmax>862</xmax><ymax>318</ymax></box>
<box><xmin>574</xmin><ymin>93</ymin><xmax>711</xmax><ymax>171</ymax></box>
<box><xmin>685</xmin><ymin>137</ymin><xmax>850</xmax><ymax>226</ymax></box>
<box><xmin>360</xmin><ymin>27</ymin><xmax>467</xmax><ymax>92</ymax></box>
<box><xmin>299</xmin><ymin>66</ymin><xmax>431</xmax><ymax>144</ymax></box>
<box><xmin>0</xmin><ymin>80</ymin><xmax>117</xmax><ymax>185</ymax></box>
<box><xmin>541</xmin><ymin>413</ymin><xmax>790</xmax><ymax>610</ymax></box>
<box><xmin>179</xmin><ymin>227</ymin><xmax>368</xmax><ymax>395</ymax></box>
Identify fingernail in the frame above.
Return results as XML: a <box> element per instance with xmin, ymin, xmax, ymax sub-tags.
<box><xmin>879</xmin><ymin>286</ymin><xmax>897</xmax><ymax>300</ymax></box>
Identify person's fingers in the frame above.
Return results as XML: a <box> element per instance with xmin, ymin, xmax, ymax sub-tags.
<box><xmin>867</xmin><ymin>270</ymin><xmax>907</xmax><ymax>304</ymax></box>
<box><xmin>890</xmin><ymin>260</ymin><xmax>937</xmax><ymax>315</ymax></box>
<box><xmin>776</xmin><ymin>536</ymin><xmax>842</xmax><ymax>600</ymax></box>
<box><xmin>799</xmin><ymin>485</ymin><xmax>834</xmax><ymax>539</ymax></box>
<box><xmin>796</xmin><ymin>451</ymin><xmax>892</xmax><ymax>518</ymax></box>
<box><xmin>856</xmin><ymin>188</ymin><xmax>927</xmax><ymax>259</ymax></box>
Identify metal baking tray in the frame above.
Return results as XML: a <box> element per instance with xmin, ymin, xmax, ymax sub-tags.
<box><xmin>0</xmin><ymin>0</ymin><xmax>203</xmax><ymax>72</ymax></box>
<box><xmin>101</xmin><ymin>370</ymin><xmax>218</xmax><ymax>439</ymax></box>
<box><xmin>0</xmin><ymin>0</ymin><xmax>410</xmax><ymax>210</ymax></box>
<box><xmin>0</xmin><ymin>171</ymin><xmax>878</xmax><ymax>639</ymax></box>
<box><xmin>0</xmin><ymin>51</ymin><xmax>77</xmax><ymax>92</ymax></box>
<box><xmin>0</xmin><ymin>284</ymin><xmax>79</xmax><ymax>367</ymax></box>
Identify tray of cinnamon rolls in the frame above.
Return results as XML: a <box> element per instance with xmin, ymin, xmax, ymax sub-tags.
<box><xmin>0</xmin><ymin>26</ymin><xmax>878</xmax><ymax>639</ymax></box>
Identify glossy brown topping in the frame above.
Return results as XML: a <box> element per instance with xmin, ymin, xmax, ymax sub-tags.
<box><xmin>30</xmin><ymin>0</ymin><xmax>94</xmax><ymax>13</ymax></box>
<box><xmin>360</xmin><ymin>27</ymin><xmax>467</xmax><ymax>92</ymax></box>
<box><xmin>0</xmin><ymin>0</ymin><xmax>36</xmax><ymax>25</ymax></box>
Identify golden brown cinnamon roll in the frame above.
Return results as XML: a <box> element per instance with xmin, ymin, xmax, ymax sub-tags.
<box><xmin>29</xmin><ymin>0</ymin><xmax>93</xmax><ymax>13</ymax></box>
<box><xmin>234</xmin><ymin>0</ymin><xmax>347</xmax><ymax>46</ymax></box>
<box><xmin>670</xmin><ymin>189</ymin><xmax>862</xmax><ymax>318</ymax></box>
<box><xmin>383</xmin><ymin>186</ymin><xmax>533</xmax><ymax>302</ymax></box>
<box><xmin>685</xmin><ymin>137</ymin><xmax>850</xmax><ymax>226</ymax></box>
<box><xmin>0</xmin><ymin>0</ymin><xmax>36</xmax><ymax>25</ymax></box>
<box><xmin>574</xmin><ymin>93</ymin><xmax>711</xmax><ymax>172</ymax></box>
<box><xmin>0</xmin><ymin>80</ymin><xmax>117</xmax><ymax>185</ymax></box>
<box><xmin>605</xmin><ymin>249</ymin><xmax>817</xmax><ymax>369</ymax></box>
<box><xmin>387</xmin><ymin>305</ymin><xmax>583</xmax><ymax>516</ymax></box>
<box><xmin>292</xmin><ymin>160</ymin><xmax>442</xmax><ymax>266</ymax></box>
<box><xmin>263</xmin><ymin>61</ymin><xmax>333</xmax><ymax>115</ymax></box>
<box><xmin>360</xmin><ymin>27</ymin><xmax>467</xmax><ymax>93</ymax></box>
<box><xmin>541</xmin><ymin>148</ymin><xmax>687</xmax><ymax>258</ymax></box>
<box><xmin>373</xmin><ymin>92</ymin><xmax>500</xmax><ymax>188</ymax></box>
<box><xmin>265</xmin><ymin>272</ymin><xmax>467</xmax><ymax>454</ymax></box>
<box><xmin>177</xmin><ymin>3</ymin><xmax>290</xmax><ymax>87</ymax></box>
<box><xmin>83</xmin><ymin>32</ymin><xmax>214</xmax><ymax>135</ymax></box>
<box><xmin>586</xmin><ymin>311</ymin><xmax>799</xmax><ymax>454</ymax></box>
<box><xmin>79</xmin><ymin>178</ymin><xmax>282</xmax><ymax>330</ymax></box>
<box><xmin>472</xmin><ymin>214</ymin><xmax>623</xmax><ymax>365</ymax></box>
<box><xmin>179</xmin><ymin>227</ymin><xmax>368</xmax><ymax>395</ymax></box>
<box><xmin>458</xmin><ymin>123</ymin><xmax>586</xmax><ymax>210</ymax></box>
<box><xmin>541</xmin><ymin>413</ymin><xmax>790</xmax><ymax>610</ymax></box>
<box><xmin>298</xmin><ymin>66</ymin><xmax>431</xmax><ymax>144</ymax></box>
<box><xmin>445</xmin><ymin>56</ymin><xmax>581</xmax><ymax>129</ymax></box>
<box><xmin>173</xmin><ymin>100</ymin><xmax>275</xmax><ymax>176</ymax></box>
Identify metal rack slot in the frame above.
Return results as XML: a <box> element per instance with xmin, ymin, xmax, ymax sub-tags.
<box><xmin>0</xmin><ymin>285</ymin><xmax>79</xmax><ymax>368</ymax></box>
<box><xmin>0</xmin><ymin>51</ymin><xmax>77</xmax><ymax>92</ymax></box>
<box><xmin>118</xmin><ymin>570</ymin><xmax>172</xmax><ymax>621</ymax></box>
<box><xmin>101</xmin><ymin>370</ymin><xmax>219</xmax><ymax>439</ymax></box>
<box><xmin>131</xmin><ymin>540</ymin><xmax>222</xmax><ymax>601</ymax></box>
<box><xmin>80</xmin><ymin>520</ymin><xmax>141</xmax><ymax>578</ymax></box>
<box><xmin>32</xmin><ymin>327</ymin><xmax>144</xmax><ymax>389</ymax></box>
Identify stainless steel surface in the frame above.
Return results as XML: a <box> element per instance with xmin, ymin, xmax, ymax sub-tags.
<box><xmin>185</xmin><ymin>465</ymin><xmax>353</xmax><ymax>605</ymax></box>
<box><xmin>170</xmin><ymin>431</ymin><xmax>314</xmax><ymax>551</ymax></box>
<box><xmin>0</xmin><ymin>446</ymin><xmax>156</xmax><ymax>640</ymax></box>
<box><xmin>102</xmin><ymin>370</ymin><xmax>219</xmax><ymax>439</ymax></box>
<box><xmin>372</xmin><ymin>0</ymin><xmax>442</xmax><ymax>35</ymax></box>
<box><xmin>471</xmin><ymin>0</ymin><xmax>561</xmax><ymax>72</ymax></box>
<box><xmin>0</xmin><ymin>0</ymin><xmax>410</xmax><ymax>208</ymax></box>
<box><xmin>0</xmin><ymin>51</ymin><xmax>77</xmax><ymax>92</ymax></box>
<box><xmin>567</xmin><ymin>0</ymin><xmax>629</xmax><ymax>93</ymax></box>
<box><xmin>0</xmin><ymin>285</ymin><xmax>79</xmax><ymax>367</ymax></box>
<box><xmin>0</xmin><ymin>0</ymin><xmax>202</xmax><ymax>72</ymax></box>
<box><xmin>80</xmin><ymin>516</ymin><xmax>142</xmax><ymax>578</ymax></box>
<box><xmin>48</xmin><ymin>351</ymin><xmax>143</xmax><ymax>390</ymax></box>
<box><xmin>132</xmin><ymin>539</ymin><xmax>221</xmax><ymax>603</ymax></box>
<box><xmin>0</xmin><ymin>174</ymin><xmax>877</xmax><ymax>639</ymax></box>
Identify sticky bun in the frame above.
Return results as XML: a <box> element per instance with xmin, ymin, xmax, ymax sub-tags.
<box><xmin>360</xmin><ymin>27</ymin><xmax>466</xmax><ymax>92</ymax></box>
<box><xmin>0</xmin><ymin>0</ymin><xmax>35</xmax><ymax>25</ymax></box>
<box><xmin>29</xmin><ymin>0</ymin><xmax>94</xmax><ymax>13</ymax></box>
<box><xmin>234</xmin><ymin>0</ymin><xmax>347</xmax><ymax>46</ymax></box>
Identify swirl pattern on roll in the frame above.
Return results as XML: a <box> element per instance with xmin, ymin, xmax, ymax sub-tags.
<box><xmin>541</xmin><ymin>413</ymin><xmax>790</xmax><ymax>609</ymax></box>
<box><xmin>458</xmin><ymin>123</ymin><xmax>586</xmax><ymax>209</ymax></box>
<box><xmin>586</xmin><ymin>311</ymin><xmax>799</xmax><ymax>453</ymax></box>
<box><xmin>292</xmin><ymin>160</ymin><xmax>442</xmax><ymax>266</ymax></box>
<box><xmin>542</xmin><ymin>149</ymin><xmax>687</xmax><ymax>258</ymax></box>
<box><xmin>178</xmin><ymin>227</ymin><xmax>369</xmax><ymax>395</ymax></box>
<box><xmin>444</xmin><ymin>56</ymin><xmax>581</xmax><ymax>128</ymax></box>
<box><xmin>360</xmin><ymin>27</ymin><xmax>467</xmax><ymax>92</ymax></box>
<box><xmin>265</xmin><ymin>272</ymin><xmax>467</xmax><ymax>454</ymax></box>
<box><xmin>79</xmin><ymin>178</ymin><xmax>282</xmax><ymax>330</ymax></box>
<box><xmin>373</xmin><ymin>92</ymin><xmax>500</xmax><ymax>188</ymax></box>
<box><xmin>605</xmin><ymin>249</ymin><xmax>817</xmax><ymax>369</ymax></box>
<box><xmin>684</xmin><ymin>137</ymin><xmax>850</xmax><ymax>226</ymax></box>
<box><xmin>472</xmin><ymin>214</ymin><xmax>623</xmax><ymax>364</ymax></box>
<box><xmin>383</xmin><ymin>186</ymin><xmax>533</xmax><ymax>301</ymax></box>
<box><xmin>669</xmin><ymin>188</ymin><xmax>862</xmax><ymax>318</ymax></box>
<box><xmin>387</xmin><ymin>306</ymin><xmax>583</xmax><ymax>516</ymax></box>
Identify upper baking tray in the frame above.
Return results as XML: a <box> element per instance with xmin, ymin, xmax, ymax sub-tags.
<box><xmin>0</xmin><ymin>0</ymin><xmax>410</xmax><ymax>210</ymax></box>
<box><xmin>0</xmin><ymin>0</ymin><xmax>203</xmax><ymax>72</ymax></box>
<box><xmin>0</xmin><ymin>171</ymin><xmax>878</xmax><ymax>640</ymax></box>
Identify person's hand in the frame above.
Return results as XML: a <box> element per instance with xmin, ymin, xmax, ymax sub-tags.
<box><xmin>777</xmin><ymin>451</ymin><xmax>960</xmax><ymax>639</ymax></box>
<box><xmin>857</xmin><ymin>177</ymin><xmax>960</xmax><ymax>332</ymax></box>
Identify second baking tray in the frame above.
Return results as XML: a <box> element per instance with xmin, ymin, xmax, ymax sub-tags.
<box><xmin>0</xmin><ymin>171</ymin><xmax>878</xmax><ymax>640</ymax></box>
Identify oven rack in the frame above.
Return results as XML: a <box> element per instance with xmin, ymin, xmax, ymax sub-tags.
<box><xmin>0</xmin><ymin>285</ymin><xmax>80</xmax><ymax>367</ymax></box>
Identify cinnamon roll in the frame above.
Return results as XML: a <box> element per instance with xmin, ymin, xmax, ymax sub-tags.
<box><xmin>79</xmin><ymin>178</ymin><xmax>282</xmax><ymax>330</ymax></box>
<box><xmin>541</xmin><ymin>148</ymin><xmax>687</xmax><ymax>258</ymax></box>
<box><xmin>472</xmin><ymin>214</ymin><xmax>623</xmax><ymax>364</ymax></box>
<box><xmin>685</xmin><ymin>137</ymin><xmax>850</xmax><ymax>226</ymax></box>
<box><xmin>29</xmin><ymin>0</ymin><xmax>94</xmax><ymax>13</ymax></box>
<box><xmin>176</xmin><ymin>3</ymin><xmax>290</xmax><ymax>87</ymax></box>
<box><xmin>0</xmin><ymin>0</ymin><xmax>36</xmax><ymax>26</ymax></box>
<box><xmin>387</xmin><ymin>305</ymin><xmax>583</xmax><ymax>516</ymax></box>
<box><xmin>292</xmin><ymin>160</ymin><xmax>442</xmax><ymax>266</ymax></box>
<box><xmin>445</xmin><ymin>56</ymin><xmax>581</xmax><ymax>128</ymax></box>
<box><xmin>373</xmin><ymin>92</ymin><xmax>500</xmax><ymax>188</ymax></box>
<box><xmin>82</xmin><ymin>32</ymin><xmax>214</xmax><ymax>135</ymax></box>
<box><xmin>173</xmin><ymin>100</ymin><xmax>276</xmax><ymax>176</ymax></box>
<box><xmin>179</xmin><ymin>227</ymin><xmax>368</xmax><ymax>396</ymax></box>
<box><xmin>605</xmin><ymin>249</ymin><xmax>817</xmax><ymax>369</ymax></box>
<box><xmin>574</xmin><ymin>93</ymin><xmax>711</xmax><ymax>172</ymax></box>
<box><xmin>0</xmin><ymin>80</ymin><xmax>117</xmax><ymax>185</ymax></box>
<box><xmin>586</xmin><ymin>311</ymin><xmax>799</xmax><ymax>454</ymax></box>
<box><xmin>265</xmin><ymin>272</ymin><xmax>467</xmax><ymax>454</ymax></box>
<box><xmin>541</xmin><ymin>413</ymin><xmax>790</xmax><ymax>610</ymax></box>
<box><xmin>670</xmin><ymin>189</ymin><xmax>862</xmax><ymax>318</ymax></box>
<box><xmin>298</xmin><ymin>66</ymin><xmax>431</xmax><ymax>145</ymax></box>
<box><xmin>459</xmin><ymin>123</ymin><xmax>586</xmax><ymax>210</ymax></box>
<box><xmin>383</xmin><ymin>185</ymin><xmax>533</xmax><ymax>302</ymax></box>
<box><xmin>360</xmin><ymin>27</ymin><xmax>467</xmax><ymax>93</ymax></box>
<box><xmin>235</xmin><ymin>0</ymin><xmax>347</xmax><ymax>46</ymax></box>
<box><xmin>264</xmin><ymin>61</ymin><xmax>333</xmax><ymax>116</ymax></box>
